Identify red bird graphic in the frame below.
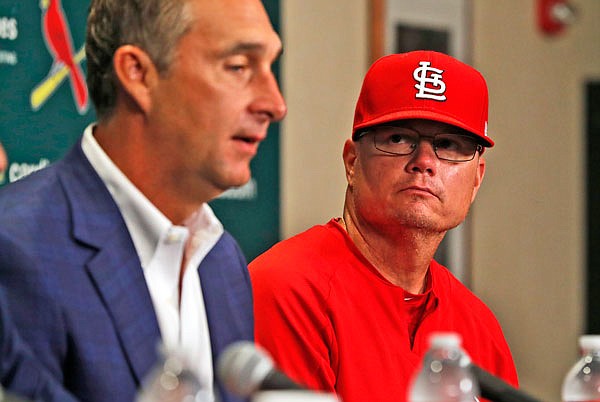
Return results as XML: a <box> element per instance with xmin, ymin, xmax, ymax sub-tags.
<box><xmin>40</xmin><ymin>0</ymin><xmax>88</xmax><ymax>113</ymax></box>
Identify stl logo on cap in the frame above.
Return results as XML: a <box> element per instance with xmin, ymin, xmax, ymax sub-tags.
<box><xmin>413</xmin><ymin>61</ymin><xmax>446</xmax><ymax>101</ymax></box>
<box><xmin>352</xmin><ymin>51</ymin><xmax>494</xmax><ymax>147</ymax></box>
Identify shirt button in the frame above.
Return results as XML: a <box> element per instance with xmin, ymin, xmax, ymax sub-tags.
<box><xmin>165</xmin><ymin>230</ymin><xmax>183</xmax><ymax>244</ymax></box>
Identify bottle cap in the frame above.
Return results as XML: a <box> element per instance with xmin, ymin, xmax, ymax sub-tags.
<box><xmin>429</xmin><ymin>332</ymin><xmax>462</xmax><ymax>348</ymax></box>
<box><xmin>579</xmin><ymin>335</ymin><xmax>600</xmax><ymax>351</ymax></box>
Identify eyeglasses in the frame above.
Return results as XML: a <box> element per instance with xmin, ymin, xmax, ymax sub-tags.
<box><xmin>356</xmin><ymin>126</ymin><xmax>483</xmax><ymax>162</ymax></box>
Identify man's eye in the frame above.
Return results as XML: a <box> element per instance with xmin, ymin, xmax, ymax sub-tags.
<box><xmin>435</xmin><ymin>138</ymin><xmax>459</xmax><ymax>150</ymax></box>
<box><xmin>226</xmin><ymin>64</ymin><xmax>248</xmax><ymax>72</ymax></box>
<box><xmin>225</xmin><ymin>55</ymin><xmax>251</xmax><ymax>73</ymax></box>
<box><xmin>388</xmin><ymin>134</ymin><xmax>408</xmax><ymax>144</ymax></box>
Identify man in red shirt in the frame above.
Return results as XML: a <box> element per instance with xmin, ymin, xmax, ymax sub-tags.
<box><xmin>250</xmin><ymin>51</ymin><xmax>518</xmax><ymax>402</ymax></box>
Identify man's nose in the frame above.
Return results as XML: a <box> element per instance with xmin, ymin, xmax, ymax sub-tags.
<box><xmin>406</xmin><ymin>139</ymin><xmax>438</xmax><ymax>174</ymax></box>
<box><xmin>251</xmin><ymin>71</ymin><xmax>287</xmax><ymax>122</ymax></box>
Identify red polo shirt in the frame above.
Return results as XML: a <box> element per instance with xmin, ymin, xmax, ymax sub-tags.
<box><xmin>250</xmin><ymin>219</ymin><xmax>517</xmax><ymax>402</ymax></box>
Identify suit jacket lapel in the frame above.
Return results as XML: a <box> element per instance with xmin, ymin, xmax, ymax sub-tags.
<box><xmin>59</xmin><ymin>142</ymin><xmax>162</xmax><ymax>385</ymax></box>
<box><xmin>198</xmin><ymin>232</ymin><xmax>253</xmax><ymax>402</ymax></box>
<box><xmin>198</xmin><ymin>233</ymin><xmax>253</xmax><ymax>356</ymax></box>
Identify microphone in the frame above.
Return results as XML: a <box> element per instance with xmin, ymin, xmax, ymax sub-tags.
<box><xmin>470</xmin><ymin>364</ymin><xmax>543</xmax><ymax>402</ymax></box>
<box><xmin>216</xmin><ymin>341</ymin><xmax>305</xmax><ymax>397</ymax></box>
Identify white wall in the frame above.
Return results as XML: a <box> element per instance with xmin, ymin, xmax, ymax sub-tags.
<box><xmin>280</xmin><ymin>0</ymin><xmax>368</xmax><ymax>237</ymax></box>
<box><xmin>472</xmin><ymin>1</ymin><xmax>600</xmax><ymax>400</ymax></box>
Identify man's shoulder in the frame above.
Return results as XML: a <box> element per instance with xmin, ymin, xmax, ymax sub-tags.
<box><xmin>0</xmin><ymin>143</ymin><xmax>118</xmax><ymax>253</ymax></box>
<box><xmin>252</xmin><ymin>222</ymin><xmax>340</xmax><ymax>265</ymax></box>
<box><xmin>248</xmin><ymin>221</ymin><xmax>345</xmax><ymax>293</ymax></box>
<box><xmin>0</xmin><ymin>143</ymin><xmax>85</xmax><ymax>212</ymax></box>
<box><xmin>0</xmin><ymin>162</ymin><xmax>67</xmax><ymax>228</ymax></box>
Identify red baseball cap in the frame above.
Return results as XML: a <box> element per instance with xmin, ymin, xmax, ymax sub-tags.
<box><xmin>352</xmin><ymin>51</ymin><xmax>493</xmax><ymax>147</ymax></box>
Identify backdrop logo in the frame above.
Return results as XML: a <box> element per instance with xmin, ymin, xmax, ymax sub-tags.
<box><xmin>30</xmin><ymin>0</ymin><xmax>88</xmax><ymax>114</ymax></box>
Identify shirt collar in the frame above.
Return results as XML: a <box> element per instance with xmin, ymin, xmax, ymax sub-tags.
<box><xmin>81</xmin><ymin>124</ymin><xmax>223</xmax><ymax>268</ymax></box>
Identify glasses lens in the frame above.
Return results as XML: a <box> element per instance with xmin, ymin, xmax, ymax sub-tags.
<box><xmin>372</xmin><ymin>127</ymin><xmax>419</xmax><ymax>155</ymax></box>
<box><xmin>433</xmin><ymin>134</ymin><xmax>479</xmax><ymax>162</ymax></box>
<box><xmin>366</xmin><ymin>126</ymin><xmax>480</xmax><ymax>162</ymax></box>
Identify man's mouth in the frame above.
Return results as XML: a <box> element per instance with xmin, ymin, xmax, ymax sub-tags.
<box><xmin>235</xmin><ymin>136</ymin><xmax>258</xmax><ymax>144</ymax></box>
<box><xmin>233</xmin><ymin>133</ymin><xmax>264</xmax><ymax>145</ymax></box>
<box><xmin>402</xmin><ymin>185</ymin><xmax>438</xmax><ymax>199</ymax></box>
<box><xmin>231</xmin><ymin>134</ymin><xmax>266</xmax><ymax>157</ymax></box>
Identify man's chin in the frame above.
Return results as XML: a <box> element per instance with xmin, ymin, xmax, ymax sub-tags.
<box><xmin>216</xmin><ymin>173</ymin><xmax>252</xmax><ymax>193</ymax></box>
<box><xmin>229</xmin><ymin>174</ymin><xmax>252</xmax><ymax>189</ymax></box>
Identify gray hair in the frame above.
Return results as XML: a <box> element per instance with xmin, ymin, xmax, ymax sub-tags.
<box><xmin>85</xmin><ymin>0</ymin><xmax>193</xmax><ymax>119</ymax></box>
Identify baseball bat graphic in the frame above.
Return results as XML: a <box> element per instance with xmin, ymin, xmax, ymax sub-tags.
<box><xmin>30</xmin><ymin>46</ymin><xmax>86</xmax><ymax>110</ymax></box>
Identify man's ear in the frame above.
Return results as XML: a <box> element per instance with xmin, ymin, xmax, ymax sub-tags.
<box><xmin>112</xmin><ymin>45</ymin><xmax>158</xmax><ymax>115</ymax></box>
<box><xmin>470</xmin><ymin>154</ymin><xmax>486</xmax><ymax>203</ymax></box>
<box><xmin>343</xmin><ymin>139</ymin><xmax>358</xmax><ymax>187</ymax></box>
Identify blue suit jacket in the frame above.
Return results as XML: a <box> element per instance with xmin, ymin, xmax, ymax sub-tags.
<box><xmin>0</xmin><ymin>140</ymin><xmax>254</xmax><ymax>402</ymax></box>
<box><xmin>0</xmin><ymin>287</ymin><xmax>79</xmax><ymax>401</ymax></box>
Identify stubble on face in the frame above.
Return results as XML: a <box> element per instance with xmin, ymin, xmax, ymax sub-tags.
<box><xmin>348</xmin><ymin>139</ymin><xmax>481</xmax><ymax>237</ymax></box>
<box><xmin>351</xmin><ymin>177</ymin><xmax>455</xmax><ymax>238</ymax></box>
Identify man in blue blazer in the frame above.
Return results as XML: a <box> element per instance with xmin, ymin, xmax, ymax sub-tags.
<box><xmin>0</xmin><ymin>0</ymin><xmax>286</xmax><ymax>401</ymax></box>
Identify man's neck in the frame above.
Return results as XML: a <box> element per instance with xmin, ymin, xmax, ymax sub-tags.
<box><xmin>93</xmin><ymin>118</ymin><xmax>211</xmax><ymax>225</ymax></box>
<box><xmin>342</xmin><ymin>209</ymin><xmax>444</xmax><ymax>294</ymax></box>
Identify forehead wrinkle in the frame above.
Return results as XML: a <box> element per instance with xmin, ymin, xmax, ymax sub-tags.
<box><xmin>221</xmin><ymin>42</ymin><xmax>264</xmax><ymax>56</ymax></box>
<box><xmin>220</xmin><ymin>39</ymin><xmax>283</xmax><ymax>58</ymax></box>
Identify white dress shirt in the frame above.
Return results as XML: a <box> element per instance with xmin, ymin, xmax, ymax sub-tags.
<box><xmin>81</xmin><ymin>124</ymin><xmax>223</xmax><ymax>400</ymax></box>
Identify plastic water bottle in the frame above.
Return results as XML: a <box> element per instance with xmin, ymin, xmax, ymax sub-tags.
<box><xmin>408</xmin><ymin>332</ymin><xmax>479</xmax><ymax>402</ymax></box>
<box><xmin>562</xmin><ymin>335</ymin><xmax>600</xmax><ymax>402</ymax></box>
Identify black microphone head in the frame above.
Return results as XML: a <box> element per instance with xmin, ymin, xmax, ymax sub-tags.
<box><xmin>470</xmin><ymin>364</ymin><xmax>543</xmax><ymax>402</ymax></box>
<box><xmin>217</xmin><ymin>341</ymin><xmax>275</xmax><ymax>397</ymax></box>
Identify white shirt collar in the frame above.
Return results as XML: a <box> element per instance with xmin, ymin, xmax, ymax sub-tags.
<box><xmin>81</xmin><ymin>124</ymin><xmax>167</xmax><ymax>268</ymax></box>
<box><xmin>80</xmin><ymin>124</ymin><xmax>223</xmax><ymax>267</ymax></box>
